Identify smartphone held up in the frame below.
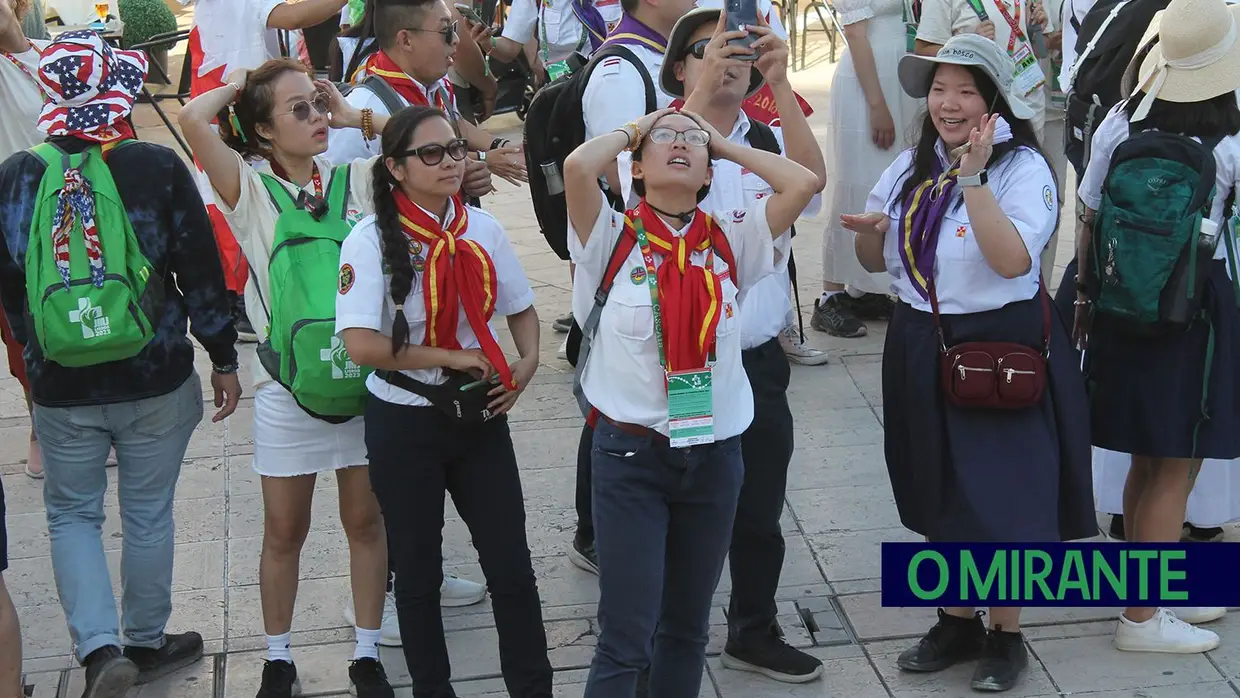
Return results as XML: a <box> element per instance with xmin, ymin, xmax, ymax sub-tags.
<box><xmin>725</xmin><ymin>0</ymin><xmax>760</xmax><ymax>60</ymax></box>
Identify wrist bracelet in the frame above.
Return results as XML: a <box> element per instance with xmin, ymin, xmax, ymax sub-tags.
<box><xmin>360</xmin><ymin>108</ymin><xmax>375</xmax><ymax>141</ymax></box>
<box><xmin>213</xmin><ymin>362</ymin><xmax>239</xmax><ymax>375</ymax></box>
<box><xmin>490</xmin><ymin>137</ymin><xmax>508</xmax><ymax>150</ymax></box>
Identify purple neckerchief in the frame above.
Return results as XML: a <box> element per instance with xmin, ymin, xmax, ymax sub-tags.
<box><xmin>600</xmin><ymin>13</ymin><xmax>667</xmax><ymax>53</ymax></box>
<box><xmin>571</xmin><ymin>0</ymin><xmax>609</xmax><ymax>53</ymax></box>
<box><xmin>898</xmin><ymin>152</ymin><xmax>960</xmax><ymax>301</ymax></box>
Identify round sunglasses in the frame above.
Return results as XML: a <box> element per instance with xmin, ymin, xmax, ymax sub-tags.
<box><xmin>648</xmin><ymin>127</ymin><xmax>710</xmax><ymax>147</ymax></box>
<box><xmin>394</xmin><ymin>137</ymin><xmax>470</xmax><ymax>166</ymax></box>
<box><xmin>683</xmin><ymin>38</ymin><xmax>711</xmax><ymax>60</ymax></box>
<box><xmin>278</xmin><ymin>93</ymin><xmax>330</xmax><ymax>122</ymax></box>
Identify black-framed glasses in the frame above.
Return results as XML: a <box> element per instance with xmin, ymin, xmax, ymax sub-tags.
<box><xmin>406</xmin><ymin>20</ymin><xmax>459</xmax><ymax>45</ymax></box>
<box><xmin>279</xmin><ymin>93</ymin><xmax>330</xmax><ymax>121</ymax></box>
<box><xmin>648</xmin><ymin>127</ymin><xmax>710</xmax><ymax>147</ymax></box>
<box><xmin>395</xmin><ymin>137</ymin><xmax>470</xmax><ymax>166</ymax></box>
<box><xmin>683</xmin><ymin>38</ymin><xmax>710</xmax><ymax>60</ymax></box>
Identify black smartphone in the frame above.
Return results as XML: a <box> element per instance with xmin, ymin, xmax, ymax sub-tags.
<box><xmin>725</xmin><ymin>0</ymin><xmax>759</xmax><ymax>60</ymax></box>
<box><xmin>454</xmin><ymin>2</ymin><xmax>483</xmax><ymax>24</ymax></box>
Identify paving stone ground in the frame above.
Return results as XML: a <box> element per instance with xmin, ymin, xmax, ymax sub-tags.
<box><xmin>9</xmin><ymin>13</ymin><xmax>1240</xmax><ymax>697</ymax></box>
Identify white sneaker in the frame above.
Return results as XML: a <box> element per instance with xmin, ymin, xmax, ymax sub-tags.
<box><xmin>778</xmin><ymin>325</ymin><xmax>829</xmax><ymax>366</ymax></box>
<box><xmin>440</xmin><ymin>573</ymin><xmax>487</xmax><ymax>608</ymax></box>
<box><xmin>1113</xmin><ymin>608</ymin><xmax>1220</xmax><ymax>653</ymax></box>
<box><xmin>557</xmin><ymin>336</ymin><xmax>569</xmax><ymax>361</ymax></box>
<box><xmin>1169</xmin><ymin>607</ymin><xmax>1227</xmax><ymax>624</ymax></box>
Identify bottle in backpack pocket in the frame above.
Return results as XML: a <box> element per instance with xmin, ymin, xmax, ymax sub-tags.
<box><xmin>1159</xmin><ymin>218</ymin><xmax>1220</xmax><ymax>329</ymax></box>
<box><xmin>541</xmin><ymin>160</ymin><xmax>565</xmax><ymax>196</ymax></box>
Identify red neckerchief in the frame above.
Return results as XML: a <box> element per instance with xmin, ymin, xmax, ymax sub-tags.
<box><xmin>394</xmin><ymin>192</ymin><xmax>517</xmax><ymax>390</ymax></box>
<box><xmin>358</xmin><ymin>50</ymin><xmax>455</xmax><ymax>111</ymax></box>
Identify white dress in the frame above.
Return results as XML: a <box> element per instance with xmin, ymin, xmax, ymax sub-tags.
<box><xmin>1094</xmin><ymin>450</ymin><xmax>1240</xmax><ymax>528</ymax></box>
<box><xmin>822</xmin><ymin>0</ymin><xmax>921</xmax><ymax>294</ymax></box>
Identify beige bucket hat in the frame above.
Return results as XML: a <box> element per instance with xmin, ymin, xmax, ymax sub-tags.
<box><xmin>1129</xmin><ymin>0</ymin><xmax>1240</xmax><ymax>121</ymax></box>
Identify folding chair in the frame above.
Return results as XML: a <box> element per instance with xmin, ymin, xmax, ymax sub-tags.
<box><xmin>129</xmin><ymin>29</ymin><xmax>194</xmax><ymax>159</ymax></box>
<box><xmin>797</xmin><ymin>0</ymin><xmax>845</xmax><ymax>70</ymax></box>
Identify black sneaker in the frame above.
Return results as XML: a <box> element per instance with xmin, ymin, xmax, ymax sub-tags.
<box><xmin>1184</xmin><ymin>524</ymin><xmax>1225</xmax><ymax>542</ymax></box>
<box><xmin>897</xmin><ymin>609</ymin><xmax>986</xmax><ymax>672</ymax></box>
<box><xmin>1108</xmin><ymin>514</ymin><xmax>1125</xmax><ymax>540</ymax></box>
<box><xmin>231</xmin><ymin>292</ymin><xmax>258</xmax><ymax>343</ymax></box>
<box><xmin>721</xmin><ymin>628</ymin><xmax>824</xmax><ymax>683</ymax></box>
<box><xmin>552</xmin><ymin>312</ymin><xmax>574</xmax><ymax>333</ymax></box>
<box><xmin>255</xmin><ymin>660</ymin><xmax>300</xmax><ymax>698</ymax></box>
<box><xmin>810</xmin><ymin>296</ymin><xmax>866</xmax><ymax>338</ymax></box>
<box><xmin>123</xmin><ymin>631</ymin><xmax>204</xmax><ymax>685</ymax></box>
<box><xmin>568</xmin><ymin>533</ymin><xmax>599</xmax><ymax>575</ymax></box>
<box><xmin>970</xmin><ymin>626</ymin><xmax>1028</xmax><ymax>692</ymax></box>
<box><xmin>348</xmin><ymin>658</ymin><xmax>394</xmax><ymax>697</ymax></box>
<box><xmin>851</xmin><ymin>293</ymin><xmax>895</xmax><ymax>321</ymax></box>
<box><xmin>82</xmin><ymin>645</ymin><xmax>139</xmax><ymax>698</ymax></box>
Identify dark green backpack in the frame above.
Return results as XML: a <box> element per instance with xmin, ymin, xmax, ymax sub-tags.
<box><xmin>25</xmin><ymin>142</ymin><xmax>161</xmax><ymax>367</ymax></box>
<box><xmin>253</xmin><ymin>165</ymin><xmax>371</xmax><ymax>422</ymax></box>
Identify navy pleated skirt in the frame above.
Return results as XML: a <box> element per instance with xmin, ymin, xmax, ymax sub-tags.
<box><xmin>883</xmin><ymin>295</ymin><xmax>1097</xmax><ymax>543</ymax></box>
<box><xmin>1086</xmin><ymin>260</ymin><xmax>1240</xmax><ymax>459</ymax></box>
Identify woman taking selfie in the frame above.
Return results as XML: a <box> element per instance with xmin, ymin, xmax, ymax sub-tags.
<box><xmin>335</xmin><ymin>105</ymin><xmax>552</xmax><ymax>698</ymax></box>
<box><xmin>181</xmin><ymin>58</ymin><xmax>396</xmax><ymax>697</ymax></box>
<box><xmin>562</xmin><ymin>106</ymin><xmax>819</xmax><ymax>697</ymax></box>
<box><xmin>847</xmin><ymin>34</ymin><xmax>1093</xmax><ymax>692</ymax></box>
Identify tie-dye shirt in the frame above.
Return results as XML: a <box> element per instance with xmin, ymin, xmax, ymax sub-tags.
<box><xmin>0</xmin><ymin>138</ymin><xmax>238</xmax><ymax>407</ymax></box>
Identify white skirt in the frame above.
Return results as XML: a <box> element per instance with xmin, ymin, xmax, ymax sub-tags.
<box><xmin>253</xmin><ymin>382</ymin><xmax>369</xmax><ymax>477</ymax></box>
<box><xmin>1093</xmin><ymin>448</ymin><xmax>1240</xmax><ymax>528</ymax></box>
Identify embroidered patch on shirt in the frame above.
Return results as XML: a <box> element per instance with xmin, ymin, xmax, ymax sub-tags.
<box><xmin>347</xmin><ymin>208</ymin><xmax>363</xmax><ymax>225</ymax></box>
<box><xmin>412</xmin><ymin>255</ymin><xmax>425</xmax><ymax>273</ymax></box>
<box><xmin>1043</xmin><ymin>185</ymin><xmax>1054</xmax><ymax>210</ymax></box>
<box><xmin>339</xmin><ymin>263</ymin><xmax>355</xmax><ymax>294</ymax></box>
<box><xmin>731</xmin><ymin>209</ymin><xmax>746</xmax><ymax>222</ymax></box>
<box><xmin>630</xmin><ymin>266</ymin><xmax>646</xmax><ymax>284</ymax></box>
<box><xmin>599</xmin><ymin>57</ymin><xmax>622</xmax><ymax>76</ymax></box>
<box><xmin>409</xmin><ymin>240</ymin><xmax>422</xmax><ymax>255</ymax></box>
<box><xmin>724</xmin><ymin>303</ymin><xmax>734</xmax><ymax>318</ymax></box>
<box><xmin>955</xmin><ymin>225</ymin><xmax>967</xmax><ymax>238</ymax></box>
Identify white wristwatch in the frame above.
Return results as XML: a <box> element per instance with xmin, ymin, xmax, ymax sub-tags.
<box><xmin>958</xmin><ymin>170</ymin><xmax>988</xmax><ymax>187</ymax></box>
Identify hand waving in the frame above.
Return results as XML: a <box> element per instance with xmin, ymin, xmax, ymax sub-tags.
<box><xmin>840</xmin><ymin>212</ymin><xmax>890</xmax><ymax>236</ymax></box>
<box><xmin>959</xmin><ymin>113</ymin><xmax>998</xmax><ymax>177</ymax></box>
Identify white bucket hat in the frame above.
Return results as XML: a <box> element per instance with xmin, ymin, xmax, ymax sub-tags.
<box><xmin>897</xmin><ymin>33</ymin><xmax>1036</xmax><ymax>121</ymax></box>
<box><xmin>1129</xmin><ymin>0</ymin><xmax>1240</xmax><ymax>121</ymax></box>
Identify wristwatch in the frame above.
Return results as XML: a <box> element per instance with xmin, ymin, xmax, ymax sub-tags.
<box><xmin>958</xmin><ymin>170</ymin><xmax>988</xmax><ymax>187</ymax></box>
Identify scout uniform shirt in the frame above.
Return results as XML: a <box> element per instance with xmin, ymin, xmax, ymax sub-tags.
<box><xmin>324</xmin><ymin>76</ymin><xmax>461</xmax><ymax>162</ymax></box>
<box><xmin>502</xmin><ymin>0</ymin><xmax>623</xmax><ymax>64</ymax></box>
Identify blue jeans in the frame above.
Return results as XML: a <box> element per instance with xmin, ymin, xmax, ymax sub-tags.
<box><xmin>35</xmin><ymin>375</ymin><xmax>203</xmax><ymax>662</ymax></box>
<box><xmin>585</xmin><ymin>420</ymin><xmax>744</xmax><ymax>698</ymax></box>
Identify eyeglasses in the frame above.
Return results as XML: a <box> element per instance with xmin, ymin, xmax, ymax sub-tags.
<box><xmin>279</xmin><ymin>93</ymin><xmax>330</xmax><ymax>121</ymax></box>
<box><xmin>648</xmin><ymin>127</ymin><xmax>710</xmax><ymax>147</ymax></box>
<box><xmin>683</xmin><ymin>38</ymin><xmax>710</xmax><ymax>60</ymax></box>
<box><xmin>406</xmin><ymin>20</ymin><xmax>459</xmax><ymax>45</ymax></box>
<box><xmin>394</xmin><ymin>137</ymin><xmax>470</xmax><ymax>166</ymax></box>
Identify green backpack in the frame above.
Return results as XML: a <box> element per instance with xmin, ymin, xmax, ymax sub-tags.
<box><xmin>1089</xmin><ymin>127</ymin><xmax>1227</xmax><ymax>336</ymax></box>
<box><xmin>254</xmin><ymin>165</ymin><xmax>371</xmax><ymax>422</ymax></box>
<box><xmin>25</xmin><ymin>142</ymin><xmax>160</xmax><ymax>368</ymax></box>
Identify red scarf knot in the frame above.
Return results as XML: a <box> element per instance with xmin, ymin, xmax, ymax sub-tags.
<box><xmin>357</xmin><ymin>51</ymin><xmax>455</xmax><ymax>113</ymax></box>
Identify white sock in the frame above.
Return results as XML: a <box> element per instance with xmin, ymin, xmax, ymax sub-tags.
<box><xmin>266</xmin><ymin>632</ymin><xmax>292</xmax><ymax>663</ymax></box>
<box><xmin>353</xmin><ymin>627</ymin><xmax>381</xmax><ymax>660</ymax></box>
<box><xmin>845</xmin><ymin>285</ymin><xmax>866</xmax><ymax>299</ymax></box>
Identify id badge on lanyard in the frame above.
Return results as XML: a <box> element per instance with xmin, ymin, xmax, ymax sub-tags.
<box><xmin>633</xmin><ymin>218</ymin><xmax>716</xmax><ymax>448</ymax></box>
<box><xmin>966</xmin><ymin>0</ymin><xmax>1046</xmax><ymax>98</ymax></box>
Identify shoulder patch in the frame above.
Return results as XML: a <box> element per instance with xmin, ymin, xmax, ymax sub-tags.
<box><xmin>1043</xmin><ymin>185</ymin><xmax>1054</xmax><ymax>211</ymax></box>
<box><xmin>339</xmin><ymin>264</ymin><xmax>355</xmax><ymax>295</ymax></box>
<box><xmin>598</xmin><ymin>56</ymin><xmax>623</xmax><ymax>76</ymax></box>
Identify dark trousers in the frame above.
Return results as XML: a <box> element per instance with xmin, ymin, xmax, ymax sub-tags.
<box><xmin>575</xmin><ymin>421</ymin><xmax>594</xmax><ymax>541</ymax></box>
<box><xmin>364</xmin><ymin>397</ymin><xmax>553</xmax><ymax>698</ymax></box>
<box><xmin>728</xmin><ymin>338</ymin><xmax>795</xmax><ymax>643</ymax></box>
<box><xmin>585</xmin><ymin>420</ymin><xmax>744</xmax><ymax>698</ymax></box>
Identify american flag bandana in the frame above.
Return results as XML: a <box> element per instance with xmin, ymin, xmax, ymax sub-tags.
<box><xmin>52</xmin><ymin>162</ymin><xmax>106</xmax><ymax>290</ymax></box>
<box><xmin>36</xmin><ymin>31</ymin><xmax>148</xmax><ymax>142</ymax></box>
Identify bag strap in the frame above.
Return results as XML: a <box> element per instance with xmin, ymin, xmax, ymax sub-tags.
<box><xmin>326</xmin><ymin>163</ymin><xmax>352</xmax><ymax>222</ymax></box>
<box><xmin>928</xmin><ymin>278</ymin><xmax>1052</xmax><ymax>357</ymax></box>
<box><xmin>584</xmin><ymin>45</ymin><xmax>657</xmax><ymax>114</ymax></box>
<box><xmin>572</xmin><ymin>230</ymin><xmax>636</xmax><ymax>417</ymax></box>
<box><xmin>259</xmin><ymin>172</ymin><xmax>300</xmax><ymax>213</ymax></box>
<box><xmin>359</xmin><ymin>74</ymin><xmax>408</xmax><ymax>117</ymax></box>
<box><xmin>1067</xmin><ymin>0</ymin><xmax>1131</xmax><ymax>85</ymax></box>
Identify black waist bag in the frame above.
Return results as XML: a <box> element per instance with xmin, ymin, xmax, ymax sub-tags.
<box><xmin>375</xmin><ymin>369</ymin><xmax>497</xmax><ymax>424</ymax></box>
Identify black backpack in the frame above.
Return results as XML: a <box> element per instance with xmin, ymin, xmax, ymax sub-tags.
<box><xmin>1064</xmin><ymin>0</ymin><xmax>1168</xmax><ymax>175</ymax></box>
<box><xmin>523</xmin><ymin>45</ymin><xmax>657</xmax><ymax>262</ymax></box>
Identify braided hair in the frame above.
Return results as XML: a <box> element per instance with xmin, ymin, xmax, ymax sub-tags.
<box><xmin>371</xmin><ymin>105</ymin><xmax>454</xmax><ymax>356</ymax></box>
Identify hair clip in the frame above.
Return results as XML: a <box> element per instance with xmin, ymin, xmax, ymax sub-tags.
<box><xmin>228</xmin><ymin>106</ymin><xmax>247</xmax><ymax>144</ymax></box>
<box><xmin>395</xmin><ymin>303</ymin><xmax>404</xmax><ymax>311</ymax></box>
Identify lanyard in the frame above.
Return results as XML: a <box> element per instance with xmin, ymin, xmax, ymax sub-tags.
<box><xmin>991</xmin><ymin>0</ymin><xmax>1026</xmax><ymax>54</ymax></box>
<box><xmin>631</xmin><ymin>217</ymin><xmax>716</xmax><ymax>373</ymax></box>
<box><xmin>270</xmin><ymin>161</ymin><xmax>324</xmax><ymax>199</ymax></box>
<box><xmin>2</xmin><ymin>41</ymin><xmax>44</xmax><ymax>100</ymax></box>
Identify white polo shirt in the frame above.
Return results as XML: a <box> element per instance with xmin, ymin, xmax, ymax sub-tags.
<box><xmin>193</xmin><ymin>0</ymin><xmax>288</xmax><ymax>79</ymax></box>
<box><xmin>324</xmin><ymin>74</ymin><xmax>461</xmax><ymax>163</ymax></box>
<box><xmin>870</xmin><ymin>142</ymin><xmax>1058</xmax><ymax>314</ymax></box>
<box><xmin>502</xmin><ymin>0</ymin><xmax>623</xmax><ymax>63</ymax></box>
<box><xmin>698</xmin><ymin>115</ymin><xmax>822</xmax><ymax>349</ymax></box>
<box><xmin>569</xmin><ymin>198</ymin><xmax>777</xmax><ymax>439</ymax></box>
<box><xmin>335</xmin><ymin>206</ymin><xmax>536</xmax><ymax>406</ymax></box>
<box><xmin>1058</xmin><ymin>0</ymin><xmax>1096</xmax><ymax>92</ymax></box>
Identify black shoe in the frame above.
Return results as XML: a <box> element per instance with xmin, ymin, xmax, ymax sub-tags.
<box><xmin>721</xmin><ymin>628</ymin><xmax>824</xmax><ymax>683</ymax></box>
<box><xmin>810</xmin><ymin>295</ymin><xmax>866</xmax><ymax>337</ymax></box>
<box><xmin>348</xmin><ymin>658</ymin><xmax>394</xmax><ymax>698</ymax></box>
<box><xmin>552</xmin><ymin>312</ymin><xmax>574</xmax><ymax>333</ymax></box>
<box><xmin>255</xmin><ymin>660</ymin><xmax>300</xmax><ymax>698</ymax></box>
<box><xmin>568</xmin><ymin>533</ymin><xmax>599</xmax><ymax>575</ymax></box>
<box><xmin>1108</xmin><ymin>514</ymin><xmax>1125</xmax><ymax>540</ymax></box>
<box><xmin>123</xmin><ymin>631</ymin><xmax>204</xmax><ymax>685</ymax></box>
<box><xmin>970</xmin><ymin>627</ymin><xmax>1028</xmax><ymax>692</ymax></box>
<box><xmin>1184</xmin><ymin>524</ymin><xmax>1225</xmax><ymax>542</ymax></box>
<box><xmin>897</xmin><ymin>609</ymin><xmax>986</xmax><ymax>672</ymax></box>
<box><xmin>851</xmin><ymin>293</ymin><xmax>895</xmax><ymax>321</ymax></box>
<box><xmin>82</xmin><ymin>646</ymin><xmax>139</xmax><ymax>698</ymax></box>
<box><xmin>231</xmin><ymin>293</ymin><xmax>258</xmax><ymax>343</ymax></box>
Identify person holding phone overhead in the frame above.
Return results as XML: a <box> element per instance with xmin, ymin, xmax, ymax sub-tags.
<box><xmin>336</xmin><ymin>105</ymin><xmax>552</xmax><ymax>698</ymax></box>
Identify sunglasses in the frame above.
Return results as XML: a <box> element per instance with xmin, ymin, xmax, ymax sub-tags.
<box><xmin>648</xmin><ymin>127</ymin><xmax>710</xmax><ymax>147</ymax></box>
<box><xmin>683</xmin><ymin>38</ymin><xmax>710</xmax><ymax>60</ymax></box>
<box><xmin>279</xmin><ymin>93</ymin><xmax>330</xmax><ymax>121</ymax></box>
<box><xmin>394</xmin><ymin>137</ymin><xmax>470</xmax><ymax>166</ymax></box>
<box><xmin>407</xmin><ymin>20</ymin><xmax>459</xmax><ymax>45</ymax></box>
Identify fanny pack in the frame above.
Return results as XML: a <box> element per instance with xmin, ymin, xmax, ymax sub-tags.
<box><xmin>375</xmin><ymin>368</ymin><xmax>497</xmax><ymax>424</ymax></box>
<box><xmin>930</xmin><ymin>281</ymin><xmax>1051</xmax><ymax>411</ymax></box>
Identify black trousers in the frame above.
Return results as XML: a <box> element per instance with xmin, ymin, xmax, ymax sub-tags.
<box><xmin>365</xmin><ymin>397</ymin><xmax>553</xmax><ymax>698</ymax></box>
<box><xmin>573</xmin><ymin>338</ymin><xmax>795</xmax><ymax>642</ymax></box>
